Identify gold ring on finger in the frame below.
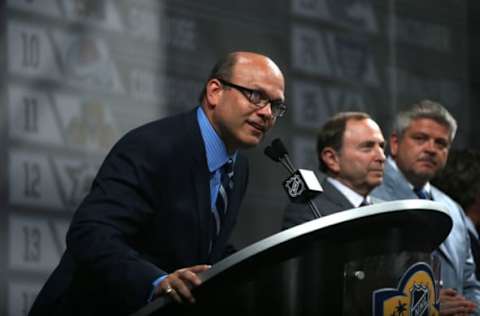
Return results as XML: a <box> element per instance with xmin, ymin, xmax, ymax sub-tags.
<box><xmin>165</xmin><ymin>286</ymin><xmax>173</xmax><ymax>295</ymax></box>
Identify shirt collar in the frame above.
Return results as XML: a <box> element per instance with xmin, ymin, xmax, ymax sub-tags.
<box><xmin>327</xmin><ymin>177</ymin><xmax>369</xmax><ymax>207</ymax></box>
<box><xmin>197</xmin><ymin>107</ymin><xmax>237</xmax><ymax>172</ymax></box>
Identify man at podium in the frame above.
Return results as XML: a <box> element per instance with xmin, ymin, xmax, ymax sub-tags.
<box><xmin>29</xmin><ymin>51</ymin><xmax>286</xmax><ymax>316</ymax></box>
<box><xmin>283</xmin><ymin>111</ymin><xmax>386</xmax><ymax>228</ymax></box>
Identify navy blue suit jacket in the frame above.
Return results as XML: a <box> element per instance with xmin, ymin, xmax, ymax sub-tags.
<box><xmin>29</xmin><ymin>109</ymin><xmax>249</xmax><ymax>315</ymax></box>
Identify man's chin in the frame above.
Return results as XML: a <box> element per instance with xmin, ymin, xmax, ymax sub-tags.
<box><xmin>416</xmin><ymin>162</ymin><xmax>439</xmax><ymax>173</ymax></box>
<box><xmin>410</xmin><ymin>172</ymin><xmax>435</xmax><ymax>185</ymax></box>
<box><xmin>237</xmin><ymin>135</ymin><xmax>263</xmax><ymax>149</ymax></box>
<box><xmin>415</xmin><ymin>168</ymin><xmax>437</xmax><ymax>179</ymax></box>
<box><xmin>368</xmin><ymin>179</ymin><xmax>383</xmax><ymax>189</ymax></box>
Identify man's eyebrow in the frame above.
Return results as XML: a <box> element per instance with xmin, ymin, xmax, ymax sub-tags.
<box><xmin>359</xmin><ymin>140</ymin><xmax>385</xmax><ymax>147</ymax></box>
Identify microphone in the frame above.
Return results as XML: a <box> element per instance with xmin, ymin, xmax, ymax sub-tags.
<box><xmin>264</xmin><ymin>138</ymin><xmax>323</xmax><ymax>218</ymax></box>
<box><xmin>265</xmin><ymin>142</ymin><xmax>295</xmax><ymax>173</ymax></box>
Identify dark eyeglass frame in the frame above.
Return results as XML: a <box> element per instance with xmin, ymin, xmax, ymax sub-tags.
<box><xmin>216</xmin><ymin>78</ymin><xmax>287</xmax><ymax>118</ymax></box>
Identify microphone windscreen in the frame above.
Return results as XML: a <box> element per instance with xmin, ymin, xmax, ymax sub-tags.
<box><xmin>272</xmin><ymin>138</ymin><xmax>289</xmax><ymax>157</ymax></box>
<box><xmin>264</xmin><ymin>145</ymin><xmax>280</xmax><ymax>162</ymax></box>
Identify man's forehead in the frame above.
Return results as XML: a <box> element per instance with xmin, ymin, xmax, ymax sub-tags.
<box><xmin>407</xmin><ymin>118</ymin><xmax>450</xmax><ymax>134</ymax></box>
<box><xmin>345</xmin><ymin>119</ymin><xmax>383</xmax><ymax>138</ymax></box>
<box><xmin>345</xmin><ymin>118</ymin><xmax>373</xmax><ymax>130</ymax></box>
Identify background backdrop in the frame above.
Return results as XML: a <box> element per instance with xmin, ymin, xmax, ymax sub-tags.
<box><xmin>1</xmin><ymin>0</ymin><xmax>479</xmax><ymax>315</ymax></box>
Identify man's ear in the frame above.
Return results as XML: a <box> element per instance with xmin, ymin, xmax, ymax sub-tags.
<box><xmin>389</xmin><ymin>132</ymin><xmax>399</xmax><ymax>158</ymax></box>
<box><xmin>205</xmin><ymin>79</ymin><xmax>223</xmax><ymax>108</ymax></box>
<box><xmin>321</xmin><ymin>147</ymin><xmax>340</xmax><ymax>173</ymax></box>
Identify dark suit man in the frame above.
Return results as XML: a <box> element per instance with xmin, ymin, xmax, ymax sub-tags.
<box><xmin>283</xmin><ymin>112</ymin><xmax>385</xmax><ymax>229</ymax></box>
<box><xmin>29</xmin><ymin>51</ymin><xmax>287</xmax><ymax>315</ymax></box>
<box><xmin>371</xmin><ymin>100</ymin><xmax>480</xmax><ymax>315</ymax></box>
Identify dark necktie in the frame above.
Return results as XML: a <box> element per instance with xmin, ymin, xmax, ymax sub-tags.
<box><xmin>210</xmin><ymin>159</ymin><xmax>234</xmax><ymax>251</ymax></box>
<box><xmin>413</xmin><ymin>187</ymin><xmax>431</xmax><ymax>200</ymax></box>
<box><xmin>359</xmin><ymin>198</ymin><xmax>370</xmax><ymax>207</ymax></box>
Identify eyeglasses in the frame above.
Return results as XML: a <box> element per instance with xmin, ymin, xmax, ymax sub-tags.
<box><xmin>217</xmin><ymin>78</ymin><xmax>287</xmax><ymax>118</ymax></box>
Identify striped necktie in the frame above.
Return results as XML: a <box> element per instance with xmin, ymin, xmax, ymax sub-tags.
<box><xmin>210</xmin><ymin>159</ymin><xmax>234</xmax><ymax>251</ymax></box>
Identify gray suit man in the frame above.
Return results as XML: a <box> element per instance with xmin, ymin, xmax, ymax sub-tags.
<box><xmin>372</xmin><ymin>100</ymin><xmax>480</xmax><ymax>315</ymax></box>
<box><xmin>283</xmin><ymin>111</ymin><xmax>385</xmax><ymax>229</ymax></box>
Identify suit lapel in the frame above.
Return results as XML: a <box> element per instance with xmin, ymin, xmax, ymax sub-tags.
<box><xmin>430</xmin><ymin>189</ymin><xmax>456</xmax><ymax>268</ymax></box>
<box><xmin>185</xmin><ymin>112</ymin><xmax>213</xmax><ymax>261</ymax></box>
<box><xmin>318</xmin><ymin>179</ymin><xmax>355</xmax><ymax>215</ymax></box>
<box><xmin>437</xmin><ymin>241</ymin><xmax>453</xmax><ymax>267</ymax></box>
<box><xmin>191</xmin><ymin>161</ymin><xmax>212</xmax><ymax>260</ymax></box>
<box><xmin>383</xmin><ymin>160</ymin><xmax>416</xmax><ymax>198</ymax></box>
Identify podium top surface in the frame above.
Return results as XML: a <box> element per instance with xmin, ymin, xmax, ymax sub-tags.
<box><xmin>202</xmin><ymin>199</ymin><xmax>451</xmax><ymax>282</ymax></box>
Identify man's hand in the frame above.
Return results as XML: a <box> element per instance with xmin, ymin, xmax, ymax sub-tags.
<box><xmin>440</xmin><ymin>288</ymin><xmax>477</xmax><ymax>315</ymax></box>
<box><xmin>154</xmin><ymin>264</ymin><xmax>211</xmax><ymax>304</ymax></box>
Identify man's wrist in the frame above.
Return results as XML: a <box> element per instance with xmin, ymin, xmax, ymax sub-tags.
<box><xmin>148</xmin><ymin>274</ymin><xmax>168</xmax><ymax>302</ymax></box>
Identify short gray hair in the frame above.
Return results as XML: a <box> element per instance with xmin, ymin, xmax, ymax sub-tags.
<box><xmin>393</xmin><ymin>100</ymin><xmax>457</xmax><ymax>142</ymax></box>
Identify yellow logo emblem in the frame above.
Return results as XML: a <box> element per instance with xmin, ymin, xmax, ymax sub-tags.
<box><xmin>373</xmin><ymin>262</ymin><xmax>439</xmax><ymax>315</ymax></box>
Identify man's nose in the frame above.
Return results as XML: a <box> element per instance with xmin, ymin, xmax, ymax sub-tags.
<box><xmin>375</xmin><ymin>145</ymin><xmax>386</xmax><ymax>161</ymax></box>
<box><xmin>257</xmin><ymin>103</ymin><xmax>274</xmax><ymax>119</ymax></box>
<box><xmin>424</xmin><ymin>139</ymin><xmax>437</xmax><ymax>153</ymax></box>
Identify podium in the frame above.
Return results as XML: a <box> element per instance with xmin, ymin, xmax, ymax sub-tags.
<box><xmin>132</xmin><ymin>200</ymin><xmax>452</xmax><ymax>316</ymax></box>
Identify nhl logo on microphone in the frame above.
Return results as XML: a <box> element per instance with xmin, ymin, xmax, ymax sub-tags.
<box><xmin>283</xmin><ymin>169</ymin><xmax>323</xmax><ymax>203</ymax></box>
<box><xmin>285</xmin><ymin>174</ymin><xmax>305</xmax><ymax>198</ymax></box>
